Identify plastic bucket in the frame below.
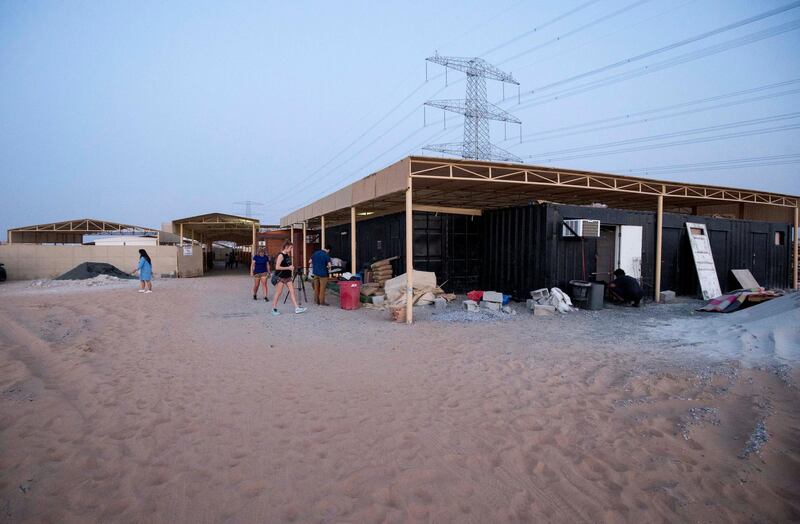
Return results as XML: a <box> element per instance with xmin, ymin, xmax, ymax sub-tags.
<box><xmin>568</xmin><ymin>280</ymin><xmax>592</xmax><ymax>303</ymax></box>
<box><xmin>337</xmin><ymin>281</ymin><xmax>361</xmax><ymax>310</ymax></box>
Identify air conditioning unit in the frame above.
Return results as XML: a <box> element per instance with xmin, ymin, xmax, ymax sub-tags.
<box><xmin>562</xmin><ymin>219</ymin><xmax>600</xmax><ymax>238</ymax></box>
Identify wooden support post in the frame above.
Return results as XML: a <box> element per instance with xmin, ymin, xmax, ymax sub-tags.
<box><xmin>655</xmin><ymin>194</ymin><xmax>664</xmax><ymax>302</ymax></box>
<box><xmin>405</xmin><ymin>174</ymin><xmax>414</xmax><ymax>324</ymax></box>
<box><xmin>7</xmin><ymin>230</ymin><xmax>11</xmax><ymax>244</ymax></box>
<box><xmin>290</xmin><ymin>225</ymin><xmax>294</xmax><ymax>248</ymax></box>
<box><xmin>321</xmin><ymin>215</ymin><xmax>326</xmax><ymax>249</ymax></box>
<box><xmin>156</xmin><ymin>231</ymin><xmax>160</xmax><ymax>245</ymax></box>
<box><xmin>350</xmin><ymin>207</ymin><xmax>357</xmax><ymax>274</ymax></box>
<box><xmin>180</xmin><ymin>223</ymin><xmax>184</xmax><ymax>247</ymax></box>
<box><xmin>794</xmin><ymin>205</ymin><xmax>799</xmax><ymax>289</ymax></box>
<box><xmin>252</xmin><ymin>223</ymin><xmax>256</xmax><ymax>253</ymax></box>
<box><xmin>302</xmin><ymin>221</ymin><xmax>308</xmax><ymax>276</ymax></box>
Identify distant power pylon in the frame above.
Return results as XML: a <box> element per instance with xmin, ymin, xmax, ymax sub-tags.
<box><xmin>424</xmin><ymin>53</ymin><xmax>522</xmax><ymax>162</ymax></box>
<box><xmin>233</xmin><ymin>201</ymin><xmax>264</xmax><ymax>218</ymax></box>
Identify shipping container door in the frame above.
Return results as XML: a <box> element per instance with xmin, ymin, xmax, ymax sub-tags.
<box><xmin>616</xmin><ymin>225</ymin><xmax>643</xmax><ymax>280</ymax></box>
<box><xmin>750</xmin><ymin>231</ymin><xmax>769</xmax><ymax>285</ymax></box>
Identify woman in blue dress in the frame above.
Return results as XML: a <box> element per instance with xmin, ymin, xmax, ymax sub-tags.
<box><xmin>132</xmin><ymin>249</ymin><xmax>153</xmax><ymax>293</ymax></box>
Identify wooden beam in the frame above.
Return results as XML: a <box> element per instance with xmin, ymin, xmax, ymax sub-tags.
<box><xmin>350</xmin><ymin>207</ymin><xmax>357</xmax><ymax>274</ymax></box>
<box><xmin>412</xmin><ymin>204</ymin><xmax>482</xmax><ymax>216</ymax></box>
<box><xmin>302</xmin><ymin>221</ymin><xmax>307</xmax><ymax>277</ymax></box>
<box><xmin>321</xmin><ymin>215</ymin><xmax>326</xmax><ymax>249</ymax></box>
<box><xmin>406</xmin><ymin>172</ymin><xmax>414</xmax><ymax>324</ymax></box>
<box><xmin>655</xmin><ymin>194</ymin><xmax>664</xmax><ymax>302</ymax></box>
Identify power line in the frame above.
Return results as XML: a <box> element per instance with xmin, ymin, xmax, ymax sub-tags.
<box><xmin>508</xmin><ymin>85</ymin><xmax>800</xmax><ymax>144</ymax></box>
<box><xmin>524</xmin><ymin>0</ymin><xmax>800</xmax><ymax>95</ymax></box>
<box><xmin>482</xmin><ymin>0</ymin><xmax>603</xmax><ymax>56</ymax></box>
<box><xmin>611</xmin><ymin>153</ymin><xmax>800</xmax><ymax>175</ymax></box>
<box><xmin>509</xmin><ymin>0</ymin><xmax>699</xmax><ymax>73</ymax></box>
<box><xmin>523</xmin><ymin>123</ymin><xmax>800</xmax><ymax>163</ymax></box>
<box><xmin>496</xmin><ymin>0</ymin><xmax>653</xmax><ymax>67</ymax></box>
<box><xmin>523</xmin><ymin>112</ymin><xmax>800</xmax><ymax>156</ymax></box>
<box><xmin>503</xmin><ymin>78</ymin><xmax>800</xmax><ymax>142</ymax></box>
<box><xmin>512</xmin><ymin>18</ymin><xmax>800</xmax><ymax>111</ymax></box>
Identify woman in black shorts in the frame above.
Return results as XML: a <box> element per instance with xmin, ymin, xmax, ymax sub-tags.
<box><xmin>271</xmin><ymin>242</ymin><xmax>307</xmax><ymax>315</ymax></box>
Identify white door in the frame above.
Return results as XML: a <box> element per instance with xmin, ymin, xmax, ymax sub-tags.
<box><xmin>685</xmin><ymin>222</ymin><xmax>721</xmax><ymax>300</ymax></box>
<box><xmin>616</xmin><ymin>225</ymin><xmax>643</xmax><ymax>281</ymax></box>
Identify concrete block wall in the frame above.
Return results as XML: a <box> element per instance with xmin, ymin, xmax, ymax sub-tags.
<box><xmin>0</xmin><ymin>245</ymin><xmax>180</xmax><ymax>281</ymax></box>
<box><xmin>177</xmin><ymin>245</ymin><xmax>204</xmax><ymax>277</ymax></box>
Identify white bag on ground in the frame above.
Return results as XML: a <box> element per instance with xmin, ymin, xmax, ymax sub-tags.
<box><xmin>548</xmin><ymin>287</ymin><xmax>575</xmax><ymax>313</ymax></box>
<box><xmin>385</xmin><ymin>271</ymin><xmax>438</xmax><ymax>306</ymax></box>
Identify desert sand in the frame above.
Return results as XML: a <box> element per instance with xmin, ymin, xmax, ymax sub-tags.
<box><xmin>1</xmin><ymin>274</ymin><xmax>798</xmax><ymax>523</ymax></box>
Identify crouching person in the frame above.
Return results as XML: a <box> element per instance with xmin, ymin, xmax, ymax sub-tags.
<box><xmin>608</xmin><ymin>268</ymin><xmax>643</xmax><ymax>307</ymax></box>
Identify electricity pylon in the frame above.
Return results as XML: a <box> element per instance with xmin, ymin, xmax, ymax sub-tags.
<box><xmin>424</xmin><ymin>53</ymin><xmax>522</xmax><ymax>162</ymax></box>
<box><xmin>233</xmin><ymin>201</ymin><xmax>264</xmax><ymax>218</ymax></box>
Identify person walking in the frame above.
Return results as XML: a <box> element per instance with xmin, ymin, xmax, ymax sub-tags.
<box><xmin>271</xmin><ymin>242</ymin><xmax>306</xmax><ymax>315</ymax></box>
<box><xmin>131</xmin><ymin>248</ymin><xmax>153</xmax><ymax>293</ymax></box>
<box><xmin>310</xmin><ymin>245</ymin><xmax>332</xmax><ymax>306</ymax></box>
<box><xmin>250</xmin><ymin>248</ymin><xmax>271</xmax><ymax>301</ymax></box>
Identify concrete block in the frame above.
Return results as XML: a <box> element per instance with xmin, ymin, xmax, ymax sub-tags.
<box><xmin>526</xmin><ymin>299</ymin><xmax>536</xmax><ymax>310</ymax></box>
<box><xmin>482</xmin><ymin>301</ymin><xmax>501</xmax><ymax>311</ymax></box>
<box><xmin>433</xmin><ymin>297</ymin><xmax>447</xmax><ymax>309</ymax></box>
<box><xmin>530</xmin><ymin>288</ymin><xmax>549</xmax><ymax>301</ymax></box>
<box><xmin>533</xmin><ymin>304</ymin><xmax>556</xmax><ymax>316</ymax></box>
<box><xmin>659</xmin><ymin>290</ymin><xmax>676</xmax><ymax>303</ymax></box>
<box><xmin>463</xmin><ymin>300</ymin><xmax>479</xmax><ymax>312</ymax></box>
<box><xmin>483</xmin><ymin>290</ymin><xmax>503</xmax><ymax>303</ymax></box>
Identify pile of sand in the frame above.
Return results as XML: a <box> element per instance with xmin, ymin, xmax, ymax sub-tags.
<box><xmin>56</xmin><ymin>262</ymin><xmax>134</xmax><ymax>280</ymax></box>
<box><xmin>650</xmin><ymin>292</ymin><xmax>800</xmax><ymax>366</ymax></box>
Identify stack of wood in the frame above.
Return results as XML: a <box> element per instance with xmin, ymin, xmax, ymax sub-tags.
<box><xmin>370</xmin><ymin>257</ymin><xmax>396</xmax><ymax>285</ymax></box>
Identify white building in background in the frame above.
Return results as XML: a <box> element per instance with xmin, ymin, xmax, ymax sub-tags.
<box><xmin>90</xmin><ymin>235</ymin><xmax>158</xmax><ymax>247</ymax></box>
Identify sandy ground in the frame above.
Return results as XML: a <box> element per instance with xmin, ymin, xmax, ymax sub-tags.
<box><xmin>0</xmin><ymin>273</ymin><xmax>798</xmax><ymax>523</ymax></box>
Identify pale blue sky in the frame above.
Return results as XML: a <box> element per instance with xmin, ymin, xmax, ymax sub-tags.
<box><xmin>1</xmin><ymin>0</ymin><xmax>799</xmax><ymax>235</ymax></box>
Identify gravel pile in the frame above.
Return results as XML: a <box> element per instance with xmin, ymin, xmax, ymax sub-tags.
<box><xmin>56</xmin><ymin>262</ymin><xmax>134</xmax><ymax>280</ymax></box>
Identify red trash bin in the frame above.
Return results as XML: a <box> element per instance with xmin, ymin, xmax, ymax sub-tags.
<box><xmin>337</xmin><ymin>281</ymin><xmax>361</xmax><ymax>310</ymax></box>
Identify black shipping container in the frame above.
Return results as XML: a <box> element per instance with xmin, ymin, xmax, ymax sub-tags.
<box><xmin>323</xmin><ymin>203</ymin><xmax>791</xmax><ymax>301</ymax></box>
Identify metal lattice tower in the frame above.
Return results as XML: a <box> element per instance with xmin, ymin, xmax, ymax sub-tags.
<box><xmin>233</xmin><ymin>201</ymin><xmax>264</xmax><ymax>218</ymax></box>
<box><xmin>424</xmin><ymin>53</ymin><xmax>522</xmax><ymax>162</ymax></box>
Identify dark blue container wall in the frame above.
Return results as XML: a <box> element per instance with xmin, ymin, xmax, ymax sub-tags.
<box><xmin>480</xmin><ymin>205</ymin><xmax>549</xmax><ymax>297</ymax></box>
<box><xmin>325</xmin><ymin>211</ymin><xmax>482</xmax><ymax>293</ymax></box>
<box><xmin>325</xmin><ymin>214</ymin><xmax>406</xmax><ymax>276</ymax></box>
<box><xmin>661</xmin><ymin>214</ymin><xmax>791</xmax><ymax>294</ymax></box>
<box><xmin>482</xmin><ymin>203</ymin><xmax>791</xmax><ymax>300</ymax></box>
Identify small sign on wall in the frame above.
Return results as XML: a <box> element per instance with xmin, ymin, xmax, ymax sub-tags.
<box><xmin>183</xmin><ymin>245</ymin><xmax>193</xmax><ymax>256</ymax></box>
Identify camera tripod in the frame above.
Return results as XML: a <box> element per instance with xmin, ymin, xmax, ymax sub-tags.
<box><xmin>282</xmin><ymin>267</ymin><xmax>308</xmax><ymax>304</ymax></box>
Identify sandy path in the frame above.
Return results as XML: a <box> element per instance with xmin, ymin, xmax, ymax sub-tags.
<box><xmin>1</xmin><ymin>275</ymin><xmax>798</xmax><ymax>523</ymax></box>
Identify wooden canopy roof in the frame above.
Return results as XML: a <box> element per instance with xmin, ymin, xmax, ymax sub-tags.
<box><xmin>7</xmin><ymin>218</ymin><xmax>159</xmax><ymax>244</ymax></box>
<box><xmin>281</xmin><ymin>156</ymin><xmax>799</xmax><ymax>227</ymax></box>
<box><xmin>170</xmin><ymin>212</ymin><xmax>260</xmax><ymax>245</ymax></box>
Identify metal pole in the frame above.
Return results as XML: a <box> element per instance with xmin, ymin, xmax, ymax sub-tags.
<box><xmin>252</xmin><ymin>223</ymin><xmax>256</xmax><ymax>254</ymax></box>
<box><xmin>405</xmin><ymin>173</ymin><xmax>414</xmax><ymax>324</ymax></box>
<box><xmin>794</xmin><ymin>204</ymin><xmax>799</xmax><ymax>289</ymax></box>
<box><xmin>321</xmin><ymin>215</ymin><xmax>326</xmax><ymax>249</ymax></box>
<box><xmin>655</xmin><ymin>194</ymin><xmax>664</xmax><ymax>302</ymax></box>
<box><xmin>302</xmin><ymin>221</ymin><xmax>307</xmax><ymax>277</ymax></box>
<box><xmin>350</xmin><ymin>207</ymin><xmax>357</xmax><ymax>274</ymax></box>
